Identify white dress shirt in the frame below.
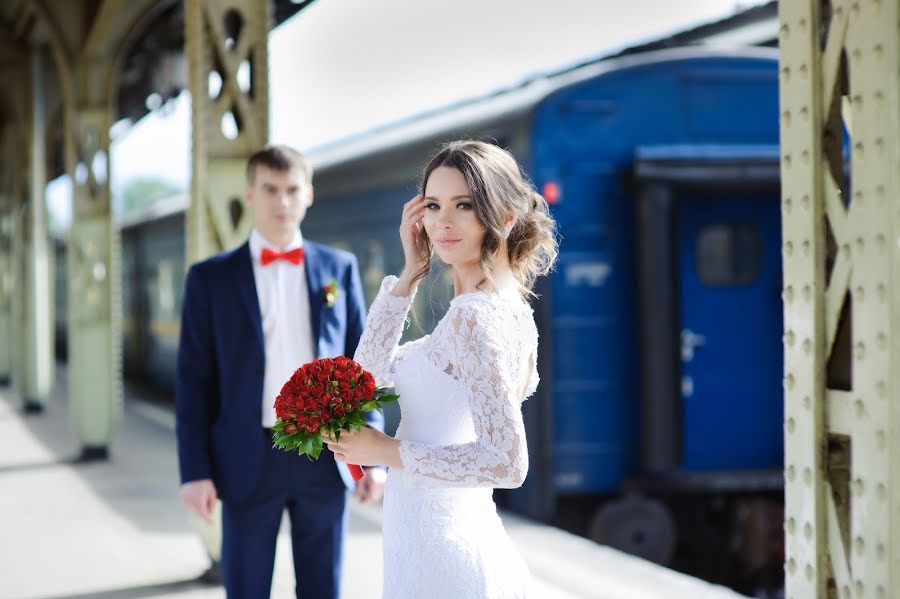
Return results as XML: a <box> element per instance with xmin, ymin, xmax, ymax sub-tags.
<box><xmin>249</xmin><ymin>229</ymin><xmax>316</xmax><ymax>428</ymax></box>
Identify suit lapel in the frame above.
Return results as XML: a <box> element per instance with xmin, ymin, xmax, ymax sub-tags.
<box><xmin>233</xmin><ymin>242</ymin><xmax>265</xmax><ymax>352</ymax></box>
<box><xmin>304</xmin><ymin>242</ymin><xmax>323</xmax><ymax>354</ymax></box>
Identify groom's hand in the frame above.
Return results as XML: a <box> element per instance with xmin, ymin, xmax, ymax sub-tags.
<box><xmin>180</xmin><ymin>479</ymin><xmax>218</xmax><ymax>524</ymax></box>
<box><xmin>354</xmin><ymin>470</ymin><xmax>386</xmax><ymax>505</ymax></box>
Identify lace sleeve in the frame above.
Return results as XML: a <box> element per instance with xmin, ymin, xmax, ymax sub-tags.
<box><xmin>353</xmin><ymin>276</ymin><xmax>427</xmax><ymax>387</ymax></box>
<box><xmin>398</xmin><ymin>301</ymin><xmax>529</xmax><ymax>489</ymax></box>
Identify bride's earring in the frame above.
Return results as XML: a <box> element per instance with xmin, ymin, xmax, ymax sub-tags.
<box><xmin>503</xmin><ymin>226</ymin><xmax>511</xmax><ymax>239</ymax></box>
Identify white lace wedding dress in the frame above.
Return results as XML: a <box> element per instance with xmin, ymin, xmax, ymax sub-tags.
<box><xmin>355</xmin><ymin>276</ymin><xmax>539</xmax><ymax>599</ymax></box>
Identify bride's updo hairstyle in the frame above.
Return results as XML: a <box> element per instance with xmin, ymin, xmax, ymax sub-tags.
<box><xmin>416</xmin><ymin>140</ymin><xmax>558</xmax><ymax>296</ymax></box>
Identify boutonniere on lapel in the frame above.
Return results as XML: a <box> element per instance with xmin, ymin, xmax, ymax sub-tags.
<box><xmin>323</xmin><ymin>278</ymin><xmax>340</xmax><ymax>308</ymax></box>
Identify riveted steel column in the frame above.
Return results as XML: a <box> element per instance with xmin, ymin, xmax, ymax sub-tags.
<box><xmin>21</xmin><ymin>47</ymin><xmax>54</xmax><ymax>412</ymax></box>
<box><xmin>781</xmin><ymin>1</ymin><xmax>900</xmax><ymax>597</ymax></box>
<box><xmin>184</xmin><ymin>0</ymin><xmax>272</xmax><ymax>563</ymax></box>
<box><xmin>186</xmin><ymin>0</ymin><xmax>271</xmax><ymax>263</ymax></box>
<box><xmin>0</xmin><ymin>126</ymin><xmax>16</xmax><ymax>385</ymax></box>
<box><xmin>66</xmin><ymin>104</ymin><xmax>121</xmax><ymax>457</ymax></box>
<box><xmin>0</xmin><ymin>211</ymin><xmax>11</xmax><ymax>385</ymax></box>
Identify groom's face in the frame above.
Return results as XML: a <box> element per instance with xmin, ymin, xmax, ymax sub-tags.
<box><xmin>245</xmin><ymin>164</ymin><xmax>313</xmax><ymax>243</ymax></box>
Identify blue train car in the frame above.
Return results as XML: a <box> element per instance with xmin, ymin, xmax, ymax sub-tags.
<box><xmin>304</xmin><ymin>47</ymin><xmax>783</xmax><ymax>589</ymax></box>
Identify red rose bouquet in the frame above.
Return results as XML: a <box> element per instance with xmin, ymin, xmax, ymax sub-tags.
<box><xmin>271</xmin><ymin>356</ymin><xmax>398</xmax><ymax>481</ymax></box>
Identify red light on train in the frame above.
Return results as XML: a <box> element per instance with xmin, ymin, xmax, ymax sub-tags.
<box><xmin>543</xmin><ymin>181</ymin><xmax>560</xmax><ymax>204</ymax></box>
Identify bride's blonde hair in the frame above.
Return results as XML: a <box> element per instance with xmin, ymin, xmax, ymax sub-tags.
<box><xmin>413</xmin><ymin>140</ymin><xmax>559</xmax><ymax>296</ymax></box>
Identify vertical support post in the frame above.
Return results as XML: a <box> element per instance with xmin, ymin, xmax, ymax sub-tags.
<box><xmin>67</xmin><ymin>105</ymin><xmax>121</xmax><ymax>459</ymax></box>
<box><xmin>781</xmin><ymin>0</ymin><xmax>900</xmax><ymax>596</ymax></box>
<box><xmin>21</xmin><ymin>47</ymin><xmax>54</xmax><ymax>412</ymax></box>
<box><xmin>0</xmin><ymin>209</ymin><xmax>12</xmax><ymax>385</ymax></box>
<box><xmin>186</xmin><ymin>0</ymin><xmax>271</xmax><ymax>264</ymax></box>
<box><xmin>184</xmin><ymin>0</ymin><xmax>272</xmax><ymax>566</ymax></box>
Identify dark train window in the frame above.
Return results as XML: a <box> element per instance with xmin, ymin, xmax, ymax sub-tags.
<box><xmin>695</xmin><ymin>224</ymin><xmax>761</xmax><ymax>286</ymax></box>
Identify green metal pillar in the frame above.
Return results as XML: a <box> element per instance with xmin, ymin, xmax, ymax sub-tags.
<box><xmin>21</xmin><ymin>47</ymin><xmax>54</xmax><ymax>412</ymax></box>
<box><xmin>67</xmin><ymin>106</ymin><xmax>121</xmax><ymax>459</ymax></box>
<box><xmin>185</xmin><ymin>0</ymin><xmax>272</xmax><ymax>564</ymax></box>
<box><xmin>780</xmin><ymin>1</ymin><xmax>900</xmax><ymax>596</ymax></box>
<box><xmin>0</xmin><ymin>213</ymin><xmax>10</xmax><ymax>384</ymax></box>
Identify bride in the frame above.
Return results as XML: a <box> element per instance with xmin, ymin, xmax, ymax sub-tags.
<box><xmin>325</xmin><ymin>140</ymin><xmax>558</xmax><ymax>598</ymax></box>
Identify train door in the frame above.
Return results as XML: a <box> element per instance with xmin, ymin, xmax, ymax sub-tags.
<box><xmin>675</xmin><ymin>193</ymin><xmax>783</xmax><ymax>470</ymax></box>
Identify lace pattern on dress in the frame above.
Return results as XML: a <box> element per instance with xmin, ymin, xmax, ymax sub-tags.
<box><xmin>353</xmin><ymin>276</ymin><xmax>428</xmax><ymax>387</ymax></box>
<box><xmin>354</xmin><ymin>276</ymin><xmax>540</xmax><ymax>490</ymax></box>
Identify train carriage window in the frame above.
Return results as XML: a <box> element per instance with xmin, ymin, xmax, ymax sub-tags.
<box><xmin>695</xmin><ymin>224</ymin><xmax>761</xmax><ymax>286</ymax></box>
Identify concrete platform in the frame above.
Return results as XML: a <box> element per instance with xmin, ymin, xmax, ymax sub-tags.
<box><xmin>0</xmin><ymin>367</ymin><xmax>750</xmax><ymax>599</ymax></box>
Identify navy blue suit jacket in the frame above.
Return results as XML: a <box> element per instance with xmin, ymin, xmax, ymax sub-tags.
<box><xmin>175</xmin><ymin>240</ymin><xmax>378</xmax><ymax>503</ymax></box>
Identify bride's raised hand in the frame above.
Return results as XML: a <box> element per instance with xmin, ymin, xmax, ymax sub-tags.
<box><xmin>394</xmin><ymin>195</ymin><xmax>428</xmax><ymax>296</ymax></box>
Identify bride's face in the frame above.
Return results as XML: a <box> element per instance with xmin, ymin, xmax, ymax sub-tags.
<box><xmin>422</xmin><ymin>166</ymin><xmax>485</xmax><ymax>268</ymax></box>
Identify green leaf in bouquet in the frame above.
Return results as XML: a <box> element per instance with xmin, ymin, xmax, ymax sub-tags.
<box><xmin>360</xmin><ymin>400</ymin><xmax>378</xmax><ymax>412</ymax></box>
<box><xmin>377</xmin><ymin>393</ymin><xmax>399</xmax><ymax>403</ymax></box>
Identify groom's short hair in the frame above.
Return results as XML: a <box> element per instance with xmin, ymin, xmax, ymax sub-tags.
<box><xmin>246</xmin><ymin>144</ymin><xmax>312</xmax><ymax>184</ymax></box>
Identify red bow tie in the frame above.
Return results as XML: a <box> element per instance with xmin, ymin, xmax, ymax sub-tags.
<box><xmin>261</xmin><ymin>247</ymin><xmax>304</xmax><ymax>266</ymax></box>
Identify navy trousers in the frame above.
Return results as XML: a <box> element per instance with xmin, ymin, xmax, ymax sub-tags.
<box><xmin>221</xmin><ymin>430</ymin><xmax>347</xmax><ymax>599</ymax></box>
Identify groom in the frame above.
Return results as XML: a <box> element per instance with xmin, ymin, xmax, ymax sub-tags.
<box><xmin>175</xmin><ymin>144</ymin><xmax>384</xmax><ymax>598</ymax></box>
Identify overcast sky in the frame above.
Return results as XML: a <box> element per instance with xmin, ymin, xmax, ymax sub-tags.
<box><xmin>48</xmin><ymin>0</ymin><xmax>768</xmax><ymax>224</ymax></box>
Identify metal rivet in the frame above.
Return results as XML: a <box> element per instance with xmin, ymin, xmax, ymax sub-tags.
<box><xmin>782</xmin><ymin>110</ymin><xmax>792</xmax><ymax>126</ymax></box>
<box><xmin>803</xmin><ymin>285</ymin><xmax>811</xmax><ymax>302</ymax></box>
<box><xmin>877</xmin><ymin>284</ymin><xmax>887</xmax><ymax>302</ymax></box>
<box><xmin>787</xmin><ymin>417</ymin><xmax>796</xmax><ymax>433</ymax></box>
<box><xmin>784</xmin><ymin>153</ymin><xmax>792</xmax><ymax>168</ymax></box>
<box><xmin>785</xmin><ymin>241</ymin><xmax>794</xmax><ymax>256</ymax></box>
<box><xmin>785</xmin><ymin>374</ymin><xmax>795</xmax><ymax>390</ymax></box>
<box><xmin>803</xmin><ymin>395</ymin><xmax>811</xmax><ymax>410</ymax></box>
<box><xmin>877</xmin><ymin>381</ymin><xmax>887</xmax><ymax>397</ymax></box>
<box><xmin>855</xmin><ymin>536</ymin><xmax>865</xmax><ymax>555</ymax></box>
<box><xmin>800</xmin><ymin>105</ymin><xmax>809</xmax><ymax>120</ymax></box>
<box><xmin>877</xmin><ymin>430</ymin><xmax>886</xmax><ymax>450</ymax></box>
<box><xmin>784</xmin><ymin>197</ymin><xmax>793</xmax><ymax>213</ymax></box>
<box><xmin>802</xmin><ymin>240</ymin><xmax>810</xmax><ymax>257</ymax></box>
<box><xmin>877</xmin><ymin>483</ymin><xmax>886</xmax><ymax>501</ymax></box>
<box><xmin>855</xmin><ymin>341</ymin><xmax>865</xmax><ymax>360</ymax></box>
<box><xmin>787</xmin><ymin>465</ymin><xmax>796</xmax><ymax>481</ymax></box>
<box><xmin>805</xmin><ymin>564</ymin><xmax>813</xmax><ymax>581</ymax></box>
<box><xmin>785</xmin><ymin>331</ymin><xmax>795</xmax><ymax>346</ymax></box>
<box><xmin>804</xmin><ymin>522</ymin><xmax>813</xmax><ymax>540</ymax></box>
<box><xmin>854</xmin><ymin>399</ymin><xmax>864</xmax><ymax>418</ymax></box>
<box><xmin>787</xmin><ymin>557</ymin><xmax>797</xmax><ymax>574</ymax></box>
<box><xmin>857</xmin><ymin>237</ymin><xmax>865</xmax><ymax>252</ymax></box>
<box><xmin>799</xmin><ymin>64</ymin><xmax>808</xmax><ymax>79</ymax></box>
<box><xmin>785</xmin><ymin>286</ymin><xmax>795</xmax><ymax>302</ymax></box>
<box><xmin>781</xmin><ymin>67</ymin><xmax>791</xmax><ymax>82</ymax></box>
<box><xmin>841</xmin><ymin>242</ymin><xmax>851</xmax><ymax>258</ymax></box>
<box><xmin>856</xmin><ymin>580</ymin><xmax>864</xmax><ymax>596</ymax></box>
<box><xmin>877</xmin><ymin>234</ymin><xmax>886</xmax><ymax>252</ymax></box>
<box><xmin>855</xmin><ymin>141</ymin><xmax>864</xmax><ymax>156</ymax></box>
<box><xmin>803</xmin><ymin>339</ymin><xmax>812</xmax><ymax>356</ymax></box>
<box><xmin>804</xmin><ymin>467</ymin><xmax>812</xmax><ymax>485</ymax></box>
<box><xmin>786</xmin><ymin>517</ymin><xmax>796</xmax><ymax>533</ymax></box>
<box><xmin>877</xmin><ymin>333</ymin><xmax>886</xmax><ymax>350</ymax></box>
<box><xmin>853</xmin><ymin>478</ymin><xmax>864</xmax><ymax>496</ymax></box>
<box><xmin>877</xmin><ymin>543</ymin><xmax>886</xmax><ymax>560</ymax></box>
<box><xmin>855</xmin><ymin>286</ymin><xmax>865</xmax><ymax>302</ymax></box>
<box><xmin>801</xmin><ymin>194</ymin><xmax>810</xmax><ymax>209</ymax></box>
